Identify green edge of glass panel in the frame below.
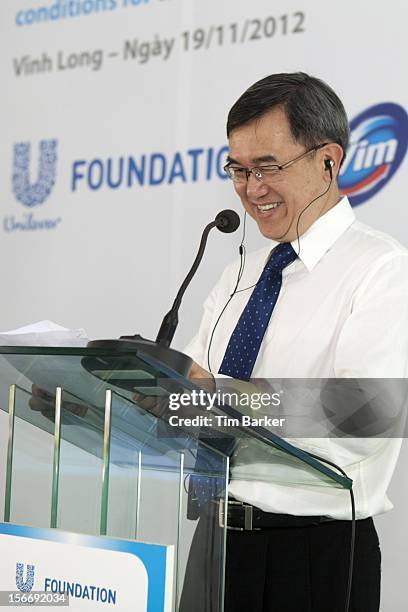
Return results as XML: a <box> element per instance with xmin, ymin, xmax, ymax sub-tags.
<box><xmin>100</xmin><ymin>390</ymin><xmax>112</xmax><ymax>536</ymax></box>
<box><xmin>50</xmin><ymin>387</ymin><xmax>62</xmax><ymax>529</ymax></box>
<box><xmin>0</xmin><ymin>346</ymin><xmax>142</xmax><ymax>355</ymax></box>
<box><xmin>134</xmin><ymin>450</ymin><xmax>142</xmax><ymax>540</ymax></box>
<box><xmin>220</xmin><ymin>456</ymin><xmax>229</xmax><ymax>612</ymax></box>
<box><xmin>4</xmin><ymin>385</ymin><xmax>16</xmax><ymax>522</ymax></box>
<box><xmin>175</xmin><ymin>452</ymin><xmax>184</xmax><ymax>612</ymax></box>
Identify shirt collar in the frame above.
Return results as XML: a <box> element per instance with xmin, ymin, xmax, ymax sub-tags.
<box><xmin>289</xmin><ymin>197</ymin><xmax>356</xmax><ymax>272</ymax></box>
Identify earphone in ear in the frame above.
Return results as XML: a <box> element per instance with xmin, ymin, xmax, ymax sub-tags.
<box><xmin>324</xmin><ymin>158</ymin><xmax>334</xmax><ymax>179</ymax></box>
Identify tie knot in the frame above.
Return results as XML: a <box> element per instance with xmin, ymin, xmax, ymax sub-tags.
<box><xmin>264</xmin><ymin>242</ymin><xmax>297</xmax><ymax>274</ymax></box>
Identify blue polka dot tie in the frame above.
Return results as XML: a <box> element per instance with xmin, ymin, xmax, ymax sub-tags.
<box><xmin>189</xmin><ymin>243</ymin><xmax>297</xmax><ymax>512</ymax></box>
<box><xmin>218</xmin><ymin>242</ymin><xmax>297</xmax><ymax>380</ymax></box>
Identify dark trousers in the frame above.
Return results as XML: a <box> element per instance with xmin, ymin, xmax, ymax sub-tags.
<box><xmin>180</xmin><ymin>512</ymin><xmax>381</xmax><ymax>612</ymax></box>
<box><xmin>225</xmin><ymin>518</ymin><xmax>381</xmax><ymax>612</ymax></box>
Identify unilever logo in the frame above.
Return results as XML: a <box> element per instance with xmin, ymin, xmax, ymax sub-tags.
<box><xmin>16</xmin><ymin>562</ymin><xmax>35</xmax><ymax>593</ymax></box>
<box><xmin>339</xmin><ymin>103</ymin><xmax>408</xmax><ymax>206</ymax></box>
<box><xmin>6</xmin><ymin>139</ymin><xmax>61</xmax><ymax>232</ymax></box>
<box><xmin>12</xmin><ymin>139</ymin><xmax>58</xmax><ymax>207</ymax></box>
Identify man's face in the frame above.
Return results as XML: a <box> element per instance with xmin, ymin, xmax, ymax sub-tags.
<box><xmin>227</xmin><ymin>107</ymin><xmax>329</xmax><ymax>242</ymax></box>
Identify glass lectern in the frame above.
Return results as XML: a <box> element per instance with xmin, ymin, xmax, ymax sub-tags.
<box><xmin>0</xmin><ymin>346</ymin><xmax>351</xmax><ymax>611</ymax></box>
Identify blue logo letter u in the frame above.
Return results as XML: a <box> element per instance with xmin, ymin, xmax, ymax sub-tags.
<box><xmin>12</xmin><ymin>139</ymin><xmax>58</xmax><ymax>207</ymax></box>
<box><xmin>16</xmin><ymin>562</ymin><xmax>35</xmax><ymax>593</ymax></box>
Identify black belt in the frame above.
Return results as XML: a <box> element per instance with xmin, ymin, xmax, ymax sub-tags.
<box><xmin>216</xmin><ymin>499</ymin><xmax>334</xmax><ymax>531</ymax></box>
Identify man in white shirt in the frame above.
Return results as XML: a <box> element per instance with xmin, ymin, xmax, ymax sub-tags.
<box><xmin>181</xmin><ymin>72</ymin><xmax>408</xmax><ymax>612</ymax></box>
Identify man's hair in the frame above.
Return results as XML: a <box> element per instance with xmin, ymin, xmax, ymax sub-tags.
<box><xmin>227</xmin><ymin>72</ymin><xmax>350</xmax><ymax>163</ymax></box>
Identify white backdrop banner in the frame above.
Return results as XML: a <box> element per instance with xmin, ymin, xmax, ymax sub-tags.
<box><xmin>0</xmin><ymin>0</ymin><xmax>406</xmax><ymax>347</ymax></box>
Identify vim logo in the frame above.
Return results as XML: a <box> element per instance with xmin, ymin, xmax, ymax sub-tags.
<box><xmin>339</xmin><ymin>103</ymin><xmax>408</xmax><ymax>206</ymax></box>
<box><xmin>12</xmin><ymin>139</ymin><xmax>58</xmax><ymax>207</ymax></box>
<box><xmin>15</xmin><ymin>562</ymin><xmax>35</xmax><ymax>593</ymax></box>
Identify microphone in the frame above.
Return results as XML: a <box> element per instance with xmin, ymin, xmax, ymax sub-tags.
<box><xmin>215</xmin><ymin>209</ymin><xmax>241</xmax><ymax>233</ymax></box>
<box><xmin>87</xmin><ymin>210</ymin><xmax>240</xmax><ymax>376</ymax></box>
<box><xmin>156</xmin><ymin>210</ymin><xmax>240</xmax><ymax>348</ymax></box>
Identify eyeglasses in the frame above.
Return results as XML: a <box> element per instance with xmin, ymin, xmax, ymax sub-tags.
<box><xmin>224</xmin><ymin>143</ymin><xmax>328</xmax><ymax>184</ymax></box>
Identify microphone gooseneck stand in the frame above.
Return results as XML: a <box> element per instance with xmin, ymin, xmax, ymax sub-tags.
<box><xmin>88</xmin><ymin>210</ymin><xmax>240</xmax><ymax>375</ymax></box>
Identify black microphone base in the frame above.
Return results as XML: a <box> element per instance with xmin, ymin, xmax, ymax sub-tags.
<box><xmin>87</xmin><ymin>335</ymin><xmax>192</xmax><ymax>377</ymax></box>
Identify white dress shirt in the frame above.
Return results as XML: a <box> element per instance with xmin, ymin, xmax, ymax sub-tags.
<box><xmin>184</xmin><ymin>198</ymin><xmax>408</xmax><ymax>519</ymax></box>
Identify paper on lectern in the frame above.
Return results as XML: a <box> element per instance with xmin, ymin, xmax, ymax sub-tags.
<box><xmin>0</xmin><ymin>319</ymin><xmax>89</xmax><ymax>347</ymax></box>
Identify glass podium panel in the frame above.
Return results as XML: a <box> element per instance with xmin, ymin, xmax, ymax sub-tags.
<box><xmin>3</xmin><ymin>383</ymin><xmax>54</xmax><ymax>528</ymax></box>
<box><xmin>0</xmin><ymin>347</ymin><xmax>390</xmax><ymax>610</ymax></box>
<box><xmin>0</xmin><ymin>347</ymin><xmax>230</xmax><ymax>612</ymax></box>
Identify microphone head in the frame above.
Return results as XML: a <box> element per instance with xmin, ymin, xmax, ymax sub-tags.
<box><xmin>215</xmin><ymin>209</ymin><xmax>240</xmax><ymax>233</ymax></box>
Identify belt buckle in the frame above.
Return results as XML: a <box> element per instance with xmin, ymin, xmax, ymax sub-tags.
<box><xmin>218</xmin><ymin>499</ymin><xmax>254</xmax><ymax>531</ymax></box>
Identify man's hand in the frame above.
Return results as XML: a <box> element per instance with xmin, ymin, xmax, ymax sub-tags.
<box><xmin>29</xmin><ymin>384</ymin><xmax>89</xmax><ymax>422</ymax></box>
<box><xmin>188</xmin><ymin>360</ymin><xmax>215</xmax><ymax>393</ymax></box>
